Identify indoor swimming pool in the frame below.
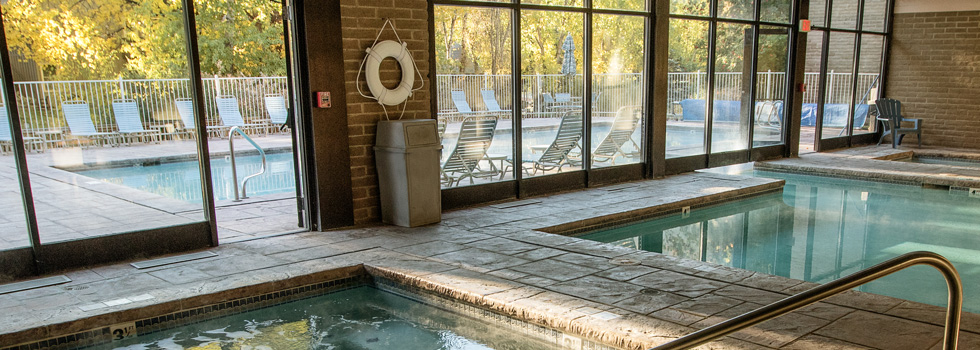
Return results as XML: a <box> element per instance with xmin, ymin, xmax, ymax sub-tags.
<box><xmin>580</xmin><ymin>170</ymin><xmax>980</xmax><ymax>312</ymax></box>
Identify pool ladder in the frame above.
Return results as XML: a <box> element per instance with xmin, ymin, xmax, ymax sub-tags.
<box><xmin>228</xmin><ymin>126</ymin><xmax>266</xmax><ymax>202</ymax></box>
<box><xmin>650</xmin><ymin>251</ymin><xmax>963</xmax><ymax>350</ymax></box>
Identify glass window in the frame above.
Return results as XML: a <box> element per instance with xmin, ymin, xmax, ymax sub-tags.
<box><xmin>3</xmin><ymin>0</ymin><xmax>207</xmax><ymax>245</ymax></box>
<box><xmin>753</xmin><ymin>26</ymin><xmax>790</xmax><ymax>147</ymax></box>
<box><xmin>854</xmin><ymin>34</ymin><xmax>883</xmax><ymax>136</ymax></box>
<box><xmin>666</xmin><ymin>19</ymin><xmax>709</xmax><ymax>158</ymax></box>
<box><xmin>761</xmin><ymin>0</ymin><xmax>793</xmax><ymax>24</ymax></box>
<box><xmin>520</xmin><ymin>10</ymin><xmax>584</xmax><ymax>178</ymax></box>
<box><xmin>831</xmin><ymin>0</ymin><xmax>859</xmax><ymax>30</ymax></box>
<box><xmin>821</xmin><ymin>32</ymin><xmax>855</xmax><ymax>139</ymax></box>
<box><xmin>810</xmin><ymin>0</ymin><xmax>828</xmax><ymax>27</ymax></box>
<box><xmin>435</xmin><ymin>6</ymin><xmax>513</xmax><ymax>188</ymax></box>
<box><xmin>0</xmin><ymin>104</ymin><xmax>30</xmax><ymax>252</ymax></box>
<box><xmin>523</xmin><ymin>0</ymin><xmax>584</xmax><ymax>7</ymax></box>
<box><xmin>800</xmin><ymin>30</ymin><xmax>825</xmax><ymax>151</ymax></box>
<box><xmin>195</xmin><ymin>0</ymin><xmax>300</xmax><ymax>239</ymax></box>
<box><xmin>718</xmin><ymin>0</ymin><xmax>756</xmax><ymax>21</ymax></box>
<box><xmin>594</xmin><ymin>0</ymin><xmax>645</xmax><ymax>11</ymax></box>
<box><xmin>591</xmin><ymin>14</ymin><xmax>645</xmax><ymax>168</ymax></box>
<box><xmin>670</xmin><ymin>0</ymin><xmax>710</xmax><ymax>17</ymax></box>
<box><xmin>711</xmin><ymin>22</ymin><xmax>753</xmax><ymax>153</ymax></box>
<box><xmin>862</xmin><ymin>0</ymin><xmax>889</xmax><ymax>32</ymax></box>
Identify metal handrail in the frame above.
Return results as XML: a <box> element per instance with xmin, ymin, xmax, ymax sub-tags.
<box><xmin>651</xmin><ymin>251</ymin><xmax>963</xmax><ymax>350</ymax></box>
<box><xmin>227</xmin><ymin>126</ymin><xmax>267</xmax><ymax>202</ymax></box>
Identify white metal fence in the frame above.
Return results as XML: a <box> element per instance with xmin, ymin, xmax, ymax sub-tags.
<box><xmin>5</xmin><ymin>72</ymin><xmax>876</xmax><ymax>138</ymax></box>
<box><xmin>11</xmin><ymin>76</ymin><xmax>287</xmax><ymax>132</ymax></box>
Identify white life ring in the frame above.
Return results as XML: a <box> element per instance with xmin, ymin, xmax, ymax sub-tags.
<box><xmin>364</xmin><ymin>40</ymin><xmax>415</xmax><ymax>106</ymax></box>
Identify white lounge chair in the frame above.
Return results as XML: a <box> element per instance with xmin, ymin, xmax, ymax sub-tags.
<box><xmin>0</xmin><ymin>104</ymin><xmax>44</xmax><ymax>154</ymax></box>
<box><xmin>519</xmin><ymin>110</ymin><xmax>584</xmax><ymax>175</ymax></box>
<box><xmin>480</xmin><ymin>90</ymin><xmax>511</xmax><ymax>114</ymax></box>
<box><xmin>216</xmin><ymin>95</ymin><xmax>268</xmax><ymax>136</ymax></box>
<box><xmin>61</xmin><ymin>100</ymin><xmax>118</xmax><ymax>147</ymax></box>
<box><xmin>441</xmin><ymin>116</ymin><xmax>499</xmax><ymax>186</ymax></box>
<box><xmin>175</xmin><ymin>97</ymin><xmax>228</xmax><ymax>138</ymax></box>
<box><xmin>263</xmin><ymin>93</ymin><xmax>289</xmax><ymax>129</ymax></box>
<box><xmin>111</xmin><ymin>99</ymin><xmax>161</xmax><ymax>144</ymax></box>
<box><xmin>592</xmin><ymin>105</ymin><xmax>642</xmax><ymax>165</ymax></box>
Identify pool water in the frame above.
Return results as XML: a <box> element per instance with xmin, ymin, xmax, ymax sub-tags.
<box><xmin>94</xmin><ymin>286</ymin><xmax>560</xmax><ymax>350</ymax></box>
<box><xmin>76</xmin><ymin>152</ymin><xmax>296</xmax><ymax>202</ymax></box>
<box><xmin>580</xmin><ymin>170</ymin><xmax>980</xmax><ymax>312</ymax></box>
<box><xmin>907</xmin><ymin>156</ymin><xmax>980</xmax><ymax>168</ymax></box>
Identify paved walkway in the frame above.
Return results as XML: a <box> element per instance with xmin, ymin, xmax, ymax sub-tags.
<box><xmin>0</xmin><ymin>134</ymin><xmax>298</xmax><ymax>250</ymax></box>
<box><xmin>2</xmin><ymin>169</ymin><xmax>978</xmax><ymax>349</ymax></box>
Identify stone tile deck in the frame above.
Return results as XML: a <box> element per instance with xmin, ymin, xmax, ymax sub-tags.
<box><xmin>0</xmin><ymin>135</ymin><xmax>299</xmax><ymax>250</ymax></box>
<box><xmin>2</xmin><ymin>170</ymin><xmax>976</xmax><ymax>349</ymax></box>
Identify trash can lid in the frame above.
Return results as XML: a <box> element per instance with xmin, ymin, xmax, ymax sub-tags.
<box><xmin>376</xmin><ymin>119</ymin><xmax>440</xmax><ymax>149</ymax></box>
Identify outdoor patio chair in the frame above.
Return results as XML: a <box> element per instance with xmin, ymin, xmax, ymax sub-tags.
<box><xmin>480</xmin><ymin>90</ymin><xmax>511</xmax><ymax>114</ymax></box>
<box><xmin>175</xmin><ymin>98</ymin><xmax>228</xmax><ymax>138</ymax></box>
<box><xmin>0</xmin><ymin>104</ymin><xmax>44</xmax><ymax>155</ymax></box>
<box><xmin>875</xmin><ymin>98</ymin><xmax>921</xmax><ymax>148</ymax></box>
<box><xmin>591</xmin><ymin>105</ymin><xmax>642</xmax><ymax>165</ymax></box>
<box><xmin>516</xmin><ymin>110</ymin><xmax>584</xmax><ymax>175</ymax></box>
<box><xmin>61</xmin><ymin>100</ymin><xmax>119</xmax><ymax>147</ymax></box>
<box><xmin>441</xmin><ymin>116</ymin><xmax>499</xmax><ymax>187</ymax></box>
<box><xmin>216</xmin><ymin>95</ymin><xmax>269</xmax><ymax>136</ymax></box>
<box><xmin>263</xmin><ymin>93</ymin><xmax>289</xmax><ymax>133</ymax></box>
<box><xmin>111</xmin><ymin>99</ymin><xmax>161</xmax><ymax>144</ymax></box>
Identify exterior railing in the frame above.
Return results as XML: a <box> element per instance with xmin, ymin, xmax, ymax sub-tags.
<box><xmin>3</xmin><ymin>72</ymin><xmax>876</xmax><ymax>140</ymax></box>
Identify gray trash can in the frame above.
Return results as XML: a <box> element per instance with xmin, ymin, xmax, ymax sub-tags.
<box><xmin>374</xmin><ymin>119</ymin><xmax>442</xmax><ymax>227</ymax></box>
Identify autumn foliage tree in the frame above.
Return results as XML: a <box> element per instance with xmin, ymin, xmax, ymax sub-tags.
<box><xmin>1</xmin><ymin>0</ymin><xmax>286</xmax><ymax>81</ymax></box>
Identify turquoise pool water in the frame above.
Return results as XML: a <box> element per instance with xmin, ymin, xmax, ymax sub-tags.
<box><xmin>76</xmin><ymin>152</ymin><xmax>296</xmax><ymax>202</ymax></box>
<box><xmin>908</xmin><ymin>156</ymin><xmax>980</xmax><ymax>168</ymax></box>
<box><xmin>94</xmin><ymin>286</ymin><xmax>558</xmax><ymax>350</ymax></box>
<box><xmin>580</xmin><ymin>170</ymin><xmax>980</xmax><ymax>312</ymax></box>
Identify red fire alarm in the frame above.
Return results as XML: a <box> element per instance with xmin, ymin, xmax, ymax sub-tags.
<box><xmin>800</xmin><ymin>19</ymin><xmax>812</xmax><ymax>32</ymax></box>
<box><xmin>798</xmin><ymin>83</ymin><xmax>807</xmax><ymax>92</ymax></box>
<box><xmin>317</xmin><ymin>91</ymin><xmax>331</xmax><ymax>108</ymax></box>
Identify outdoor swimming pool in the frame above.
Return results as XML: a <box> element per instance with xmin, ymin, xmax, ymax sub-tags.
<box><xmin>76</xmin><ymin>152</ymin><xmax>296</xmax><ymax>202</ymax></box>
<box><xmin>580</xmin><ymin>170</ymin><xmax>980</xmax><ymax>313</ymax></box>
<box><xmin>93</xmin><ymin>286</ymin><xmax>562</xmax><ymax>350</ymax></box>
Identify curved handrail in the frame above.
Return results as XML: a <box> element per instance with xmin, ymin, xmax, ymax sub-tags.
<box><xmin>651</xmin><ymin>251</ymin><xmax>962</xmax><ymax>350</ymax></box>
<box><xmin>227</xmin><ymin>126</ymin><xmax>267</xmax><ymax>202</ymax></box>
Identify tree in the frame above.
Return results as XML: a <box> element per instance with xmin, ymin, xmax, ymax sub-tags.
<box><xmin>2</xmin><ymin>0</ymin><xmax>286</xmax><ymax>80</ymax></box>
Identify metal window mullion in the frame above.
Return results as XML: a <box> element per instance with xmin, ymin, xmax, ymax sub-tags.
<box><xmin>782</xmin><ymin>0</ymin><xmax>803</xmax><ymax>150</ymax></box>
<box><xmin>747</xmin><ymin>22</ymin><xmax>760</xmax><ymax>151</ymax></box>
<box><xmin>846</xmin><ymin>33</ymin><xmax>861</xmax><ymax>138</ymax></box>
<box><xmin>813</xmin><ymin>30</ymin><xmax>830</xmax><ymax>148</ymax></box>
<box><xmin>0</xmin><ymin>13</ymin><xmax>43</xmax><ymax>274</ymax></box>
<box><xmin>181</xmin><ymin>0</ymin><xmax>219</xmax><ymax>246</ymax></box>
<box><xmin>513</xmin><ymin>6</ymin><xmax>523</xmax><ymax>190</ymax></box>
<box><xmin>704</xmin><ymin>20</ymin><xmax>717</xmax><ymax>156</ymax></box>
<box><xmin>583</xmin><ymin>4</ymin><xmax>593</xmax><ymax>176</ymax></box>
<box><xmin>644</xmin><ymin>3</ymin><xmax>657</xmax><ymax>178</ymax></box>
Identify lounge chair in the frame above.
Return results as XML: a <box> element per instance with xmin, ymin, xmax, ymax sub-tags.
<box><xmin>175</xmin><ymin>97</ymin><xmax>228</xmax><ymax>138</ymax></box>
<box><xmin>61</xmin><ymin>100</ymin><xmax>118</xmax><ymax>147</ymax></box>
<box><xmin>216</xmin><ymin>95</ymin><xmax>269</xmax><ymax>136</ymax></box>
<box><xmin>592</xmin><ymin>105</ymin><xmax>642</xmax><ymax>165</ymax></box>
<box><xmin>441</xmin><ymin>116</ymin><xmax>498</xmax><ymax>186</ymax></box>
<box><xmin>520</xmin><ymin>110</ymin><xmax>584</xmax><ymax>175</ymax></box>
<box><xmin>111</xmin><ymin>99</ymin><xmax>161</xmax><ymax>144</ymax></box>
<box><xmin>263</xmin><ymin>93</ymin><xmax>289</xmax><ymax>131</ymax></box>
<box><xmin>875</xmin><ymin>98</ymin><xmax>921</xmax><ymax>148</ymax></box>
<box><xmin>480</xmin><ymin>90</ymin><xmax>511</xmax><ymax>114</ymax></box>
<box><xmin>0</xmin><ymin>104</ymin><xmax>44</xmax><ymax>154</ymax></box>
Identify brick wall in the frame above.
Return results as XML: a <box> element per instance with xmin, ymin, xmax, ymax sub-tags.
<box><xmin>340</xmin><ymin>0</ymin><xmax>432</xmax><ymax>223</ymax></box>
<box><xmin>886</xmin><ymin>11</ymin><xmax>980</xmax><ymax>149</ymax></box>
